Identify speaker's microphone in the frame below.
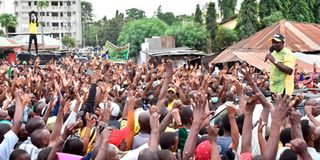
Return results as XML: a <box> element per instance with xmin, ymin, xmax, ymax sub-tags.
<box><xmin>265</xmin><ymin>46</ymin><xmax>275</xmax><ymax>62</ymax></box>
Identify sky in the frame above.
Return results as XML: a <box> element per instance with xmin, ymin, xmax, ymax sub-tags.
<box><xmin>2</xmin><ymin>0</ymin><xmax>242</xmax><ymax>20</ymax></box>
<box><xmin>85</xmin><ymin>0</ymin><xmax>214</xmax><ymax>20</ymax></box>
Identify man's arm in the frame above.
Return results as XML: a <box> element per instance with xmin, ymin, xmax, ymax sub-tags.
<box><xmin>272</xmin><ymin>61</ymin><xmax>293</xmax><ymax>75</ymax></box>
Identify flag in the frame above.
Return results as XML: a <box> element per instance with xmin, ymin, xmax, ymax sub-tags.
<box><xmin>103</xmin><ymin>41</ymin><xmax>130</xmax><ymax>63</ymax></box>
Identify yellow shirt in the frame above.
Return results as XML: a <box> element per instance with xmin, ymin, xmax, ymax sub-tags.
<box><xmin>167</xmin><ymin>99</ymin><xmax>177</xmax><ymax>110</ymax></box>
<box><xmin>29</xmin><ymin>22</ymin><xmax>37</xmax><ymax>34</ymax></box>
<box><xmin>269</xmin><ymin>47</ymin><xmax>296</xmax><ymax>95</ymax></box>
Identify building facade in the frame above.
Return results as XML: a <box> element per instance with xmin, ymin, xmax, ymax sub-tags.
<box><xmin>14</xmin><ymin>0</ymin><xmax>82</xmax><ymax>46</ymax></box>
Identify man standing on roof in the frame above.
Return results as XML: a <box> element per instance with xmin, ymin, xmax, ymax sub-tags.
<box><xmin>265</xmin><ymin>33</ymin><xmax>296</xmax><ymax>96</ymax></box>
<box><xmin>28</xmin><ymin>11</ymin><xmax>38</xmax><ymax>54</ymax></box>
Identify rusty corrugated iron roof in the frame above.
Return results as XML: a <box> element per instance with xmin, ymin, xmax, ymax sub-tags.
<box><xmin>211</xmin><ymin>20</ymin><xmax>320</xmax><ymax>72</ymax></box>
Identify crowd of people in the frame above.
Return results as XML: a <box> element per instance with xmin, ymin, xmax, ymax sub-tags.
<box><xmin>0</xmin><ymin>54</ymin><xmax>318</xmax><ymax>160</ymax></box>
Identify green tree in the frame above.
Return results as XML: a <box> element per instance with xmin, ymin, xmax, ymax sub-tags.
<box><xmin>306</xmin><ymin>0</ymin><xmax>318</xmax><ymax>23</ymax></box>
<box><xmin>166</xmin><ymin>23</ymin><xmax>208</xmax><ymax>51</ymax></box>
<box><xmin>206</xmin><ymin>2</ymin><xmax>218</xmax><ymax>52</ymax></box>
<box><xmin>176</xmin><ymin>14</ymin><xmax>193</xmax><ymax>22</ymax></box>
<box><xmin>81</xmin><ymin>1</ymin><xmax>94</xmax><ymax>47</ymax></box>
<box><xmin>118</xmin><ymin>18</ymin><xmax>168</xmax><ymax>57</ymax></box>
<box><xmin>316</xmin><ymin>1</ymin><xmax>320</xmax><ymax>23</ymax></box>
<box><xmin>84</xmin><ymin>24</ymin><xmax>104</xmax><ymax>46</ymax></box>
<box><xmin>218</xmin><ymin>0</ymin><xmax>237</xmax><ymax>21</ymax></box>
<box><xmin>236</xmin><ymin>0</ymin><xmax>259</xmax><ymax>39</ymax></box>
<box><xmin>214</xmin><ymin>27</ymin><xmax>238</xmax><ymax>52</ymax></box>
<box><xmin>62</xmin><ymin>36</ymin><xmax>76</xmax><ymax>48</ymax></box>
<box><xmin>103</xmin><ymin>11</ymin><xmax>125</xmax><ymax>45</ymax></box>
<box><xmin>125</xmin><ymin>8</ymin><xmax>146</xmax><ymax>20</ymax></box>
<box><xmin>0</xmin><ymin>13</ymin><xmax>17</xmax><ymax>37</ymax></box>
<box><xmin>81</xmin><ymin>1</ymin><xmax>94</xmax><ymax>22</ymax></box>
<box><xmin>37</xmin><ymin>0</ymin><xmax>49</xmax><ymax>50</ymax></box>
<box><xmin>288</xmin><ymin>0</ymin><xmax>315</xmax><ymax>23</ymax></box>
<box><xmin>157</xmin><ymin>12</ymin><xmax>176</xmax><ymax>26</ymax></box>
<box><xmin>260</xmin><ymin>11</ymin><xmax>284</xmax><ymax>28</ymax></box>
<box><xmin>259</xmin><ymin>0</ymin><xmax>289</xmax><ymax>19</ymax></box>
<box><xmin>194</xmin><ymin>4</ymin><xmax>203</xmax><ymax>24</ymax></box>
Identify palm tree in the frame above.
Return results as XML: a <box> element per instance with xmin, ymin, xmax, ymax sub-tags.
<box><xmin>0</xmin><ymin>13</ymin><xmax>17</xmax><ymax>37</ymax></box>
<box><xmin>37</xmin><ymin>0</ymin><xmax>49</xmax><ymax>51</ymax></box>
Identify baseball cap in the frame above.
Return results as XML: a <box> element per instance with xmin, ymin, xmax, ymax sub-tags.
<box><xmin>272</xmin><ymin>33</ymin><xmax>285</xmax><ymax>42</ymax></box>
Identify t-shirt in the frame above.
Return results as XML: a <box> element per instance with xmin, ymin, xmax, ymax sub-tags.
<box><xmin>0</xmin><ymin>130</ymin><xmax>19</xmax><ymax>160</ymax></box>
<box><xmin>132</xmin><ymin>132</ymin><xmax>150</xmax><ymax>149</ymax></box>
<box><xmin>29</xmin><ymin>22</ymin><xmax>37</xmax><ymax>34</ymax></box>
<box><xmin>269</xmin><ymin>47</ymin><xmax>296</xmax><ymax>95</ymax></box>
<box><xmin>217</xmin><ymin>136</ymin><xmax>232</xmax><ymax>155</ymax></box>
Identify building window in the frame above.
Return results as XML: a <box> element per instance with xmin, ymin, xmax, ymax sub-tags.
<box><xmin>60</xmin><ymin>12</ymin><xmax>63</xmax><ymax>17</ymax></box>
<box><xmin>66</xmin><ymin>1</ymin><xmax>71</xmax><ymax>6</ymax></box>
<box><xmin>72</xmin><ymin>1</ymin><xmax>76</xmax><ymax>4</ymax></box>
<box><xmin>67</xmin><ymin>12</ymin><xmax>71</xmax><ymax>17</ymax></box>
<box><xmin>34</xmin><ymin>1</ymin><xmax>37</xmax><ymax>5</ymax></box>
<box><xmin>28</xmin><ymin>2</ymin><xmax>31</xmax><ymax>6</ymax></box>
<box><xmin>40</xmin><ymin>12</ymin><xmax>45</xmax><ymax>16</ymax></box>
<box><xmin>61</xmin><ymin>23</ymin><xmax>64</xmax><ymax>27</ymax></box>
<box><xmin>67</xmin><ymin>22</ymin><xmax>71</xmax><ymax>27</ymax></box>
<box><xmin>52</xmin><ymin>23</ymin><xmax>59</xmax><ymax>27</ymax></box>
<box><xmin>52</xmin><ymin>12</ymin><xmax>58</xmax><ymax>17</ymax></box>
<box><xmin>51</xmin><ymin>1</ymin><xmax>58</xmax><ymax>6</ymax></box>
<box><xmin>46</xmin><ymin>12</ymin><xmax>49</xmax><ymax>16</ymax></box>
<box><xmin>47</xmin><ymin>23</ymin><xmax>50</xmax><ymax>27</ymax></box>
<box><xmin>73</xmin><ymin>12</ymin><xmax>76</xmax><ymax>15</ymax></box>
<box><xmin>60</xmin><ymin>1</ymin><xmax>63</xmax><ymax>6</ymax></box>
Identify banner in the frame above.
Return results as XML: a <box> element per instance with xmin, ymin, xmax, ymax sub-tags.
<box><xmin>102</xmin><ymin>41</ymin><xmax>130</xmax><ymax>62</ymax></box>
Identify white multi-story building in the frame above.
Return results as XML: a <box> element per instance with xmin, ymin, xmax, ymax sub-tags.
<box><xmin>14</xmin><ymin>0</ymin><xmax>82</xmax><ymax>46</ymax></box>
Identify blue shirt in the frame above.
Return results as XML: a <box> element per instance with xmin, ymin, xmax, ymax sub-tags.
<box><xmin>217</xmin><ymin>136</ymin><xmax>232</xmax><ymax>155</ymax></box>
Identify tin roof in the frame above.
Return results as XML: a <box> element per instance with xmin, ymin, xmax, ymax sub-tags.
<box><xmin>211</xmin><ymin>20</ymin><xmax>320</xmax><ymax>72</ymax></box>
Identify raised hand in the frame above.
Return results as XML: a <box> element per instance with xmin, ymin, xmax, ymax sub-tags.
<box><xmin>286</xmin><ymin>138</ymin><xmax>312</xmax><ymax>159</ymax></box>
<box><xmin>234</xmin><ymin>80</ymin><xmax>244</xmax><ymax>95</ymax></box>
<box><xmin>272</xmin><ymin>94</ymin><xmax>291</xmax><ymax>122</ymax></box>
<box><xmin>191</xmin><ymin>92</ymin><xmax>210</xmax><ymax>123</ymax></box>
<box><xmin>288</xmin><ymin>108</ymin><xmax>302</xmax><ymax>125</ymax></box>
<box><xmin>245</xmin><ymin>94</ymin><xmax>259</xmax><ymax>114</ymax></box>
<box><xmin>241</xmin><ymin>67</ymin><xmax>255</xmax><ymax>84</ymax></box>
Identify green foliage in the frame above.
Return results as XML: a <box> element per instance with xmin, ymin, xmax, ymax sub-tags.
<box><xmin>194</xmin><ymin>4</ymin><xmax>203</xmax><ymax>24</ymax></box>
<box><xmin>206</xmin><ymin>2</ymin><xmax>218</xmax><ymax>41</ymax></box>
<box><xmin>125</xmin><ymin>8</ymin><xmax>146</xmax><ymax>20</ymax></box>
<box><xmin>37</xmin><ymin>0</ymin><xmax>49</xmax><ymax>10</ymax></box>
<box><xmin>213</xmin><ymin>27</ymin><xmax>238</xmax><ymax>52</ymax></box>
<box><xmin>176</xmin><ymin>14</ymin><xmax>193</xmax><ymax>22</ymax></box>
<box><xmin>118</xmin><ymin>18</ymin><xmax>168</xmax><ymax>56</ymax></box>
<box><xmin>288</xmin><ymin>0</ymin><xmax>315</xmax><ymax>23</ymax></box>
<box><xmin>236</xmin><ymin>0</ymin><xmax>259</xmax><ymax>39</ymax></box>
<box><xmin>104</xmin><ymin>15</ymin><xmax>125</xmax><ymax>45</ymax></box>
<box><xmin>218</xmin><ymin>0</ymin><xmax>237</xmax><ymax>21</ymax></box>
<box><xmin>166</xmin><ymin>23</ymin><xmax>208</xmax><ymax>51</ymax></box>
<box><xmin>0</xmin><ymin>13</ymin><xmax>17</xmax><ymax>36</ymax></box>
<box><xmin>62</xmin><ymin>36</ymin><xmax>76</xmax><ymax>48</ymax></box>
<box><xmin>259</xmin><ymin>0</ymin><xmax>289</xmax><ymax>19</ymax></box>
<box><xmin>84</xmin><ymin>23</ymin><xmax>104</xmax><ymax>46</ymax></box>
<box><xmin>317</xmin><ymin>1</ymin><xmax>320</xmax><ymax>23</ymax></box>
<box><xmin>260</xmin><ymin>11</ymin><xmax>284</xmax><ymax>28</ymax></box>
<box><xmin>157</xmin><ymin>12</ymin><xmax>176</xmax><ymax>26</ymax></box>
<box><xmin>81</xmin><ymin>1</ymin><xmax>94</xmax><ymax>22</ymax></box>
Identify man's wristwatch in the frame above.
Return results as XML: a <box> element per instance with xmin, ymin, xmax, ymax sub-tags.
<box><xmin>274</xmin><ymin>60</ymin><xmax>279</xmax><ymax>65</ymax></box>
